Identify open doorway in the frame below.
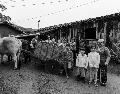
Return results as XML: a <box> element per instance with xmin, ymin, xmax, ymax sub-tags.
<box><xmin>85</xmin><ymin>27</ymin><xmax>96</xmax><ymax>39</ymax></box>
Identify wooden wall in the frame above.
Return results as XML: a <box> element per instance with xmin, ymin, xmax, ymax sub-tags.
<box><xmin>0</xmin><ymin>24</ymin><xmax>22</xmax><ymax>38</ymax></box>
<box><xmin>41</xmin><ymin>14</ymin><xmax>120</xmax><ymax>49</ymax></box>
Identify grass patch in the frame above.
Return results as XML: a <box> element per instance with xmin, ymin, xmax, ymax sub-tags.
<box><xmin>108</xmin><ymin>63</ymin><xmax>120</xmax><ymax>76</ymax></box>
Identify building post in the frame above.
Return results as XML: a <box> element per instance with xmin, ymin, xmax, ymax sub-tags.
<box><xmin>38</xmin><ymin>20</ymin><xmax>40</xmax><ymax>31</ymax></box>
<box><xmin>104</xmin><ymin>22</ymin><xmax>107</xmax><ymax>44</ymax></box>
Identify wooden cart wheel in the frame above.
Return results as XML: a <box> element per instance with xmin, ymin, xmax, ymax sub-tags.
<box><xmin>45</xmin><ymin>60</ymin><xmax>54</xmax><ymax>74</ymax></box>
<box><xmin>51</xmin><ymin>60</ymin><xmax>61</xmax><ymax>75</ymax></box>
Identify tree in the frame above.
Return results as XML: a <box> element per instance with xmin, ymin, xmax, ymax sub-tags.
<box><xmin>0</xmin><ymin>4</ymin><xmax>11</xmax><ymax>22</ymax></box>
<box><xmin>0</xmin><ymin>14</ymin><xmax>11</xmax><ymax>22</ymax></box>
<box><xmin>0</xmin><ymin>4</ymin><xmax>7</xmax><ymax>11</ymax></box>
<box><xmin>6</xmin><ymin>16</ymin><xmax>11</xmax><ymax>22</ymax></box>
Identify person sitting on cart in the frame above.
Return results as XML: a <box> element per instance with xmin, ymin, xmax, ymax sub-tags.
<box><xmin>57</xmin><ymin>39</ymin><xmax>62</xmax><ymax>46</ymax></box>
<box><xmin>61</xmin><ymin>38</ymin><xmax>67</xmax><ymax>48</ymax></box>
<box><xmin>70</xmin><ymin>38</ymin><xmax>76</xmax><ymax>68</ymax></box>
<box><xmin>46</xmin><ymin>36</ymin><xmax>52</xmax><ymax>43</ymax></box>
<box><xmin>30</xmin><ymin>35</ymin><xmax>39</xmax><ymax>49</ymax></box>
<box><xmin>97</xmin><ymin>39</ymin><xmax>111</xmax><ymax>86</ymax></box>
<box><xmin>52</xmin><ymin>38</ymin><xmax>57</xmax><ymax>44</ymax></box>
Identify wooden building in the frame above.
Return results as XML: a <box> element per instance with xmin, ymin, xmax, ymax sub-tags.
<box><xmin>0</xmin><ymin>21</ymin><xmax>25</xmax><ymax>38</ymax></box>
<box><xmin>38</xmin><ymin>13</ymin><xmax>120</xmax><ymax>47</ymax></box>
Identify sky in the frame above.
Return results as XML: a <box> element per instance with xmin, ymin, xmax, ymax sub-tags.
<box><xmin>0</xmin><ymin>0</ymin><xmax>120</xmax><ymax>29</ymax></box>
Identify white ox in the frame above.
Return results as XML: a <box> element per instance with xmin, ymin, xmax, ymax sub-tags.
<box><xmin>0</xmin><ymin>37</ymin><xmax>22</xmax><ymax>69</ymax></box>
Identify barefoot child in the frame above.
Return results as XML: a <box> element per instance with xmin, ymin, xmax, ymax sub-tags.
<box><xmin>76</xmin><ymin>48</ymin><xmax>88</xmax><ymax>82</ymax></box>
<box><xmin>88</xmin><ymin>45</ymin><xmax>100</xmax><ymax>87</ymax></box>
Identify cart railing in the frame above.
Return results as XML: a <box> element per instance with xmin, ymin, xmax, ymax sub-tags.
<box><xmin>112</xmin><ymin>43</ymin><xmax>120</xmax><ymax>55</ymax></box>
<box><xmin>110</xmin><ymin>43</ymin><xmax>120</xmax><ymax>62</ymax></box>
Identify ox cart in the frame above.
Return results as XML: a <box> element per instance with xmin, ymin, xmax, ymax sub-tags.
<box><xmin>29</xmin><ymin>41</ymin><xmax>74</xmax><ymax>78</ymax></box>
<box><xmin>17</xmin><ymin>39</ymin><xmax>74</xmax><ymax>78</ymax></box>
<box><xmin>16</xmin><ymin>35</ymin><xmax>74</xmax><ymax>78</ymax></box>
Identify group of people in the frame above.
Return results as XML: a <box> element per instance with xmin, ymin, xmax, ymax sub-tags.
<box><xmin>30</xmin><ymin>35</ymin><xmax>111</xmax><ymax>87</ymax></box>
<box><xmin>30</xmin><ymin>34</ymin><xmax>76</xmax><ymax>48</ymax></box>
<box><xmin>76</xmin><ymin>39</ymin><xmax>111</xmax><ymax>87</ymax></box>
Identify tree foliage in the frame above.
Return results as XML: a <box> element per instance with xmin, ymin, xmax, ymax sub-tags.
<box><xmin>0</xmin><ymin>4</ymin><xmax>11</xmax><ymax>22</ymax></box>
<box><xmin>0</xmin><ymin>4</ymin><xmax>7</xmax><ymax>11</ymax></box>
<box><xmin>0</xmin><ymin>13</ymin><xmax>11</xmax><ymax>22</ymax></box>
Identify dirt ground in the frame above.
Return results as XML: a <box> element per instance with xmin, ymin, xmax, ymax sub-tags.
<box><xmin>0</xmin><ymin>56</ymin><xmax>120</xmax><ymax>94</ymax></box>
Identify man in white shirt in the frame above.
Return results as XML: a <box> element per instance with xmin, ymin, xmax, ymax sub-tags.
<box><xmin>45</xmin><ymin>36</ymin><xmax>52</xmax><ymax>43</ymax></box>
<box><xmin>57</xmin><ymin>39</ymin><xmax>62</xmax><ymax>46</ymax></box>
<box><xmin>30</xmin><ymin>35</ymin><xmax>39</xmax><ymax>48</ymax></box>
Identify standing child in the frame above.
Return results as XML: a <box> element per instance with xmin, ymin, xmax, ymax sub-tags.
<box><xmin>97</xmin><ymin>39</ymin><xmax>111</xmax><ymax>86</ymax></box>
<box><xmin>88</xmin><ymin>45</ymin><xmax>100</xmax><ymax>87</ymax></box>
<box><xmin>76</xmin><ymin>48</ymin><xmax>88</xmax><ymax>82</ymax></box>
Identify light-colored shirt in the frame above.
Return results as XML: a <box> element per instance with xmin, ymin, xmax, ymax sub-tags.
<box><xmin>88</xmin><ymin>51</ymin><xmax>100</xmax><ymax>68</ymax></box>
<box><xmin>58</xmin><ymin>43</ymin><xmax>66</xmax><ymax>48</ymax></box>
<box><xmin>31</xmin><ymin>38</ymin><xmax>37</xmax><ymax>44</ymax></box>
<box><xmin>58</xmin><ymin>43</ymin><xmax>63</xmax><ymax>46</ymax></box>
<box><xmin>70</xmin><ymin>42</ymin><xmax>76</xmax><ymax>50</ymax></box>
<box><xmin>30</xmin><ymin>38</ymin><xmax>38</xmax><ymax>48</ymax></box>
<box><xmin>45</xmin><ymin>40</ymin><xmax>52</xmax><ymax>43</ymax></box>
<box><xmin>76</xmin><ymin>53</ymin><xmax>88</xmax><ymax>68</ymax></box>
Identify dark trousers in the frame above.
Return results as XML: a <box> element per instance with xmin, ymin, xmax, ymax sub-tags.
<box><xmin>72</xmin><ymin>50</ymin><xmax>76</xmax><ymax>67</ymax></box>
<box><xmin>8</xmin><ymin>55</ymin><xmax>12</xmax><ymax>61</ymax></box>
<box><xmin>97</xmin><ymin>64</ymin><xmax>107</xmax><ymax>84</ymax></box>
